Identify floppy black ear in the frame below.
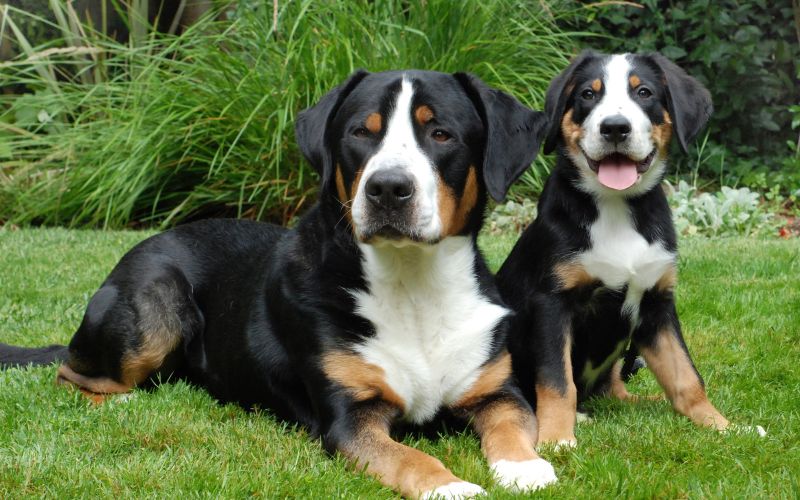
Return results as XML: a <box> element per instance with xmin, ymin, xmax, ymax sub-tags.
<box><xmin>295</xmin><ymin>70</ymin><xmax>370</xmax><ymax>188</ymax></box>
<box><xmin>647</xmin><ymin>53</ymin><xmax>713</xmax><ymax>153</ymax></box>
<box><xmin>454</xmin><ymin>73</ymin><xmax>548</xmax><ymax>202</ymax></box>
<box><xmin>543</xmin><ymin>50</ymin><xmax>597</xmax><ymax>154</ymax></box>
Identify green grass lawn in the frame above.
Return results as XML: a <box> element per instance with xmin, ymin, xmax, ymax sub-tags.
<box><xmin>1</xmin><ymin>228</ymin><xmax>799</xmax><ymax>498</ymax></box>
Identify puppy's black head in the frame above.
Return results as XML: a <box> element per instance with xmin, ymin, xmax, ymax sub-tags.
<box><xmin>296</xmin><ymin>70</ymin><xmax>547</xmax><ymax>245</ymax></box>
<box><xmin>543</xmin><ymin>51</ymin><xmax>712</xmax><ymax>196</ymax></box>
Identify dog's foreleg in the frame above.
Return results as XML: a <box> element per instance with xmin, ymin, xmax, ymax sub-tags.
<box><xmin>326</xmin><ymin>400</ymin><xmax>484</xmax><ymax>499</ymax></box>
<box><xmin>452</xmin><ymin>352</ymin><xmax>558</xmax><ymax>492</ymax></box>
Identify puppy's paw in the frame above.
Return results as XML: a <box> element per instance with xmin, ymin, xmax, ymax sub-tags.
<box><xmin>576</xmin><ymin>411</ymin><xmax>594</xmax><ymax>424</ymax></box>
<box><xmin>724</xmin><ymin>423</ymin><xmax>767</xmax><ymax>438</ymax></box>
<box><xmin>490</xmin><ymin>458</ymin><xmax>558</xmax><ymax>492</ymax></box>
<box><xmin>536</xmin><ymin>436</ymin><xmax>577</xmax><ymax>451</ymax></box>
<box><xmin>554</xmin><ymin>438</ymin><xmax>577</xmax><ymax>451</ymax></box>
<box><xmin>421</xmin><ymin>481</ymin><xmax>486</xmax><ymax>499</ymax></box>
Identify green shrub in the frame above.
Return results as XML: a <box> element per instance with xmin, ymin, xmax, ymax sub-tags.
<box><xmin>0</xmin><ymin>0</ymin><xmax>578</xmax><ymax>228</ymax></box>
<box><xmin>564</xmin><ymin>0</ymin><xmax>800</xmax><ymax>189</ymax></box>
<box><xmin>667</xmin><ymin>180</ymin><xmax>776</xmax><ymax>237</ymax></box>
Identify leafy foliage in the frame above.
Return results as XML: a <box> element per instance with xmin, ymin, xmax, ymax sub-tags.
<box><xmin>0</xmin><ymin>0</ymin><xmax>578</xmax><ymax>228</ymax></box>
<box><xmin>667</xmin><ymin>180</ymin><xmax>776</xmax><ymax>237</ymax></box>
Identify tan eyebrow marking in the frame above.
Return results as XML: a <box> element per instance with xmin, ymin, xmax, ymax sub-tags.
<box><xmin>414</xmin><ymin>105</ymin><xmax>434</xmax><ymax>126</ymax></box>
<box><xmin>365</xmin><ymin>112</ymin><xmax>382</xmax><ymax>134</ymax></box>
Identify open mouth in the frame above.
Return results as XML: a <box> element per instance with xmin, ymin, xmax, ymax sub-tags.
<box><xmin>582</xmin><ymin>150</ymin><xmax>656</xmax><ymax>191</ymax></box>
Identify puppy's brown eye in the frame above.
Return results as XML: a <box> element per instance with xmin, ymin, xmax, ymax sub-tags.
<box><xmin>581</xmin><ymin>89</ymin><xmax>595</xmax><ymax>100</ymax></box>
<box><xmin>353</xmin><ymin>127</ymin><xmax>369</xmax><ymax>138</ymax></box>
<box><xmin>637</xmin><ymin>87</ymin><xmax>652</xmax><ymax>99</ymax></box>
<box><xmin>432</xmin><ymin>129</ymin><xmax>451</xmax><ymax>142</ymax></box>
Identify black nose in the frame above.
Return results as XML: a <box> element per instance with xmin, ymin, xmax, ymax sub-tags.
<box><xmin>600</xmin><ymin>115</ymin><xmax>632</xmax><ymax>143</ymax></box>
<box><xmin>365</xmin><ymin>170</ymin><xmax>415</xmax><ymax>210</ymax></box>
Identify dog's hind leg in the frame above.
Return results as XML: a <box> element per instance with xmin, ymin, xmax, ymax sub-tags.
<box><xmin>57</xmin><ymin>265</ymin><xmax>202</xmax><ymax>402</ymax></box>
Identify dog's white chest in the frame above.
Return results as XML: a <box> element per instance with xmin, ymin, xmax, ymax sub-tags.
<box><xmin>352</xmin><ymin>238</ymin><xmax>508</xmax><ymax>424</ymax></box>
<box><xmin>579</xmin><ymin>197</ymin><xmax>675</xmax><ymax>321</ymax></box>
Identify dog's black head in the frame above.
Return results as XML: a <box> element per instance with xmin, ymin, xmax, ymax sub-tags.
<box><xmin>543</xmin><ymin>51</ymin><xmax>712</xmax><ymax>196</ymax></box>
<box><xmin>296</xmin><ymin>70</ymin><xmax>547</xmax><ymax>245</ymax></box>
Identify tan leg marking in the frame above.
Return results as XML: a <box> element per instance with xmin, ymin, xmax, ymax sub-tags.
<box><xmin>640</xmin><ymin>329</ymin><xmax>730</xmax><ymax>430</ymax></box>
<box><xmin>453</xmin><ymin>351</ymin><xmax>511</xmax><ymax>409</ymax></box>
<box><xmin>472</xmin><ymin>399</ymin><xmax>540</xmax><ymax>464</ymax></box>
<box><xmin>322</xmin><ymin>351</ymin><xmax>406</xmax><ymax>411</ymax></box>
<box><xmin>120</xmin><ymin>326</ymin><xmax>181</xmax><ymax>387</ymax></box>
<box><xmin>609</xmin><ymin>359</ymin><xmax>634</xmax><ymax>401</ymax></box>
<box><xmin>414</xmin><ymin>105</ymin><xmax>434</xmax><ymax>126</ymax></box>
<box><xmin>553</xmin><ymin>261</ymin><xmax>596</xmax><ymax>291</ymax></box>
<box><xmin>365</xmin><ymin>112</ymin><xmax>382</xmax><ymax>134</ymax></box>
<box><xmin>437</xmin><ymin>166</ymin><xmax>478</xmax><ymax>237</ymax></box>
<box><xmin>608</xmin><ymin>359</ymin><xmax>663</xmax><ymax>402</ymax></box>
<box><xmin>535</xmin><ymin>340</ymin><xmax>577</xmax><ymax>445</ymax></box>
<box><xmin>561</xmin><ymin>109</ymin><xmax>583</xmax><ymax>157</ymax></box>
<box><xmin>56</xmin><ymin>364</ymin><xmax>132</xmax><ymax>395</ymax></box>
<box><xmin>342</xmin><ymin>404</ymin><xmax>463</xmax><ymax>498</ymax></box>
<box><xmin>651</xmin><ymin>110</ymin><xmax>673</xmax><ymax>157</ymax></box>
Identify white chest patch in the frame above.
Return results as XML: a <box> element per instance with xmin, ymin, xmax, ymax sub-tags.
<box><xmin>352</xmin><ymin>237</ymin><xmax>509</xmax><ymax>424</ymax></box>
<box><xmin>578</xmin><ymin>196</ymin><xmax>675</xmax><ymax>327</ymax></box>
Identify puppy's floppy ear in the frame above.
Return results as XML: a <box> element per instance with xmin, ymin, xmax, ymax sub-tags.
<box><xmin>295</xmin><ymin>70</ymin><xmax>370</xmax><ymax>188</ymax></box>
<box><xmin>454</xmin><ymin>73</ymin><xmax>548</xmax><ymax>202</ymax></box>
<box><xmin>543</xmin><ymin>50</ymin><xmax>596</xmax><ymax>154</ymax></box>
<box><xmin>647</xmin><ymin>53</ymin><xmax>713</xmax><ymax>152</ymax></box>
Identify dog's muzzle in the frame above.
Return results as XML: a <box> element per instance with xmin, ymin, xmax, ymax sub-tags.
<box><xmin>359</xmin><ymin>169</ymin><xmax>419</xmax><ymax>241</ymax></box>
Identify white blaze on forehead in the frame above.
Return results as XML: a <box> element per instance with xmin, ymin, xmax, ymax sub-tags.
<box><xmin>350</xmin><ymin>76</ymin><xmax>442</xmax><ymax>241</ymax></box>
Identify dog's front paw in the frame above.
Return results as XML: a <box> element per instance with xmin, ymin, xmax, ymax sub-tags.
<box><xmin>490</xmin><ymin>458</ymin><xmax>558</xmax><ymax>492</ymax></box>
<box><xmin>724</xmin><ymin>423</ymin><xmax>767</xmax><ymax>437</ymax></box>
<box><xmin>421</xmin><ymin>481</ymin><xmax>486</xmax><ymax>499</ymax></box>
<box><xmin>536</xmin><ymin>436</ymin><xmax>577</xmax><ymax>451</ymax></box>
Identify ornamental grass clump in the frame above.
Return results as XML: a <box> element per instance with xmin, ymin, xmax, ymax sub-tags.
<box><xmin>0</xmin><ymin>0</ymin><xmax>580</xmax><ymax>228</ymax></box>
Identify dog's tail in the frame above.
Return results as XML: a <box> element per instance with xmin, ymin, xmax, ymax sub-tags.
<box><xmin>0</xmin><ymin>343</ymin><xmax>69</xmax><ymax>369</ymax></box>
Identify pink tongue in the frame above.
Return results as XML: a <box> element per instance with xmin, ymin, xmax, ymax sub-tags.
<box><xmin>597</xmin><ymin>157</ymin><xmax>638</xmax><ymax>190</ymax></box>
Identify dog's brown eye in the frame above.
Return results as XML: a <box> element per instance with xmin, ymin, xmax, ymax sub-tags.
<box><xmin>432</xmin><ymin>129</ymin><xmax>451</xmax><ymax>142</ymax></box>
<box><xmin>637</xmin><ymin>87</ymin><xmax>652</xmax><ymax>99</ymax></box>
<box><xmin>581</xmin><ymin>89</ymin><xmax>595</xmax><ymax>100</ymax></box>
<box><xmin>353</xmin><ymin>127</ymin><xmax>370</xmax><ymax>138</ymax></box>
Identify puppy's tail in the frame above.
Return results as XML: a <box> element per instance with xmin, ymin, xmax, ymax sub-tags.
<box><xmin>0</xmin><ymin>343</ymin><xmax>69</xmax><ymax>369</ymax></box>
<box><xmin>620</xmin><ymin>345</ymin><xmax>646</xmax><ymax>382</ymax></box>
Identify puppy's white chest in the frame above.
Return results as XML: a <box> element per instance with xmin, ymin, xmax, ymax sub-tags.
<box><xmin>579</xmin><ymin>197</ymin><xmax>675</xmax><ymax>296</ymax></box>
<box><xmin>352</xmin><ymin>238</ymin><xmax>508</xmax><ymax>424</ymax></box>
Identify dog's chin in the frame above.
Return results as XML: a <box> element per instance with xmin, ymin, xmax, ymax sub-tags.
<box><xmin>357</xmin><ymin>224</ymin><xmax>433</xmax><ymax>247</ymax></box>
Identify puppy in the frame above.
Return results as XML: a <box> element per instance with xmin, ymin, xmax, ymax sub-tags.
<box><xmin>1</xmin><ymin>70</ymin><xmax>556</xmax><ymax>497</ymax></box>
<box><xmin>496</xmin><ymin>51</ymin><xmax>765</xmax><ymax>448</ymax></box>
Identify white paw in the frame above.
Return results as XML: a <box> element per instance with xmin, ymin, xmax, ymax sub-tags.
<box><xmin>536</xmin><ymin>438</ymin><xmax>577</xmax><ymax>452</ymax></box>
<box><xmin>554</xmin><ymin>438</ymin><xmax>577</xmax><ymax>451</ymax></box>
<box><xmin>490</xmin><ymin>458</ymin><xmax>558</xmax><ymax>492</ymax></box>
<box><xmin>113</xmin><ymin>392</ymin><xmax>136</xmax><ymax>403</ymax></box>
<box><xmin>576</xmin><ymin>411</ymin><xmax>594</xmax><ymax>424</ymax></box>
<box><xmin>421</xmin><ymin>481</ymin><xmax>486</xmax><ymax>499</ymax></box>
<box><xmin>724</xmin><ymin>424</ymin><xmax>767</xmax><ymax>437</ymax></box>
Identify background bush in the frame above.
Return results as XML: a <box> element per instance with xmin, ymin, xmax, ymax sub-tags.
<box><xmin>565</xmin><ymin>0</ymin><xmax>800</xmax><ymax>189</ymax></box>
<box><xmin>0</xmin><ymin>0</ymin><xmax>577</xmax><ymax>228</ymax></box>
